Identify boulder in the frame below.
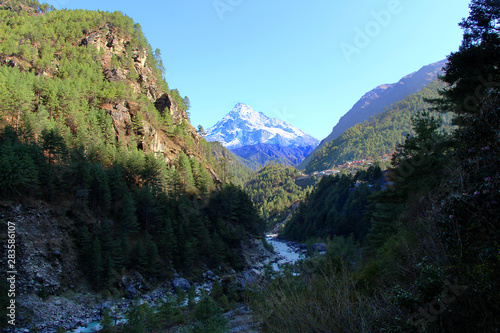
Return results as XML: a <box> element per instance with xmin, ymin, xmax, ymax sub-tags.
<box><xmin>172</xmin><ymin>278</ymin><xmax>190</xmax><ymax>292</ymax></box>
<box><xmin>125</xmin><ymin>284</ymin><xmax>138</xmax><ymax>299</ymax></box>
<box><xmin>312</xmin><ymin>243</ymin><xmax>327</xmax><ymax>253</ymax></box>
<box><xmin>240</xmin><ymin>269</ymin><xmax>262</xmax><ymax>287</ymax></box>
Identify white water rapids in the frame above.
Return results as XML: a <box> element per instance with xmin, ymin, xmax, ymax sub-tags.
<box><xmin>265</xmin><ymin>234</ymin><xmax>305</xmax><ymax>271</ymax></box>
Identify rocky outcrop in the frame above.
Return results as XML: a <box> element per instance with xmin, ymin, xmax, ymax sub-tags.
<box><xmin>312</xmin><ymin>243</ymin><xmax>327</xmax><ymax>254</ymax></box>
<box><xmin>172</xmin><ymin>277</ymin><xmax>191</xmax><ymax>292</ymax></box>
<box><xmin>0</xmin><ymin>202</ymin><xmax>81</xmax><ymax>297</ymax></box>
<box><xmin>241</xmin><ymin>237</ymin><xmax>276</xmax><ymax>271</ymax></box>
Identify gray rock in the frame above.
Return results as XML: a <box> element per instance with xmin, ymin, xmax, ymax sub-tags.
<box><xmin>242</xmin><ymin>269</ymin><xmax>261</xmax><ymax>285</ymax></box>
<box><xmin>172</xmin><ymin>278</ymin><xmax>190</xmax><ymax>292</ymax></box>
<box><xmin>312</xmin><ymin>243</ymin><xmax>327</xmax><ymax>252</ymax></box>
<box><xmin>126</xmin><ymin>284</ymin><xmax>138</xmax><ymax>299</ymax></box>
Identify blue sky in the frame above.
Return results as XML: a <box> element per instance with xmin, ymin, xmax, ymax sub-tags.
<box><xmin>45</xmin><ymin>0</ymin><xmax>472</xmax><ymax>140</ymax></box>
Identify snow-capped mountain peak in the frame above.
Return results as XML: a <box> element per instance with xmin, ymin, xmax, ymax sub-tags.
<box><xmin>206</xmin><ymin>103</ymin><xmax>319</xmax><ymax>150</ymax></box>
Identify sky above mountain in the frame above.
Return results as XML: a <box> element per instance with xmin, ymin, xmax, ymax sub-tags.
<box><xmin>45</xmin><ymin>0</ymin><xmax>471</xmax><ymax>140</ymax></box>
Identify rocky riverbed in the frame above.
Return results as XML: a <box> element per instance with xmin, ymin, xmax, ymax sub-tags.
<box><xmin>265</xmin><ymin>234</ymin><xmax>306</xmax><ymax>271</ymax></box>
<box><xmin>5</xmin><ymin>233</ymin><xmax>306</xmax><ymax>333</ymax></box>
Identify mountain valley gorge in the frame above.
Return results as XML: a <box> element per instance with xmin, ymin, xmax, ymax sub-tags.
<box><xmin>0</xmin><ymin>1</ymin><xmax>498</xmax><ymax>332</ymax></box>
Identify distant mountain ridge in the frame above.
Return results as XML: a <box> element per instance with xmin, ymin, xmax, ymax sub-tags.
<box><xmin>231</xmin><ymin>143</ymin><xmax>316</xmax><ymax>168</ymax></box>
<box><xmin>206</xmin><ymin>103</ymin><xmax>319</xmax><ymax>168</ymax></box>
<box><xmin>304</xmin><ymin>79</ymin><xmax>451</xmax><ymax>173</ymax></box>
<box><xmin>298</xmin><ymin>59</ymin><xmax>447</xmax><ymax>170</ymax></box>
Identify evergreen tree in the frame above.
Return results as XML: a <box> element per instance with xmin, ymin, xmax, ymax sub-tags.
<box><xmin>90</xmin><ymin>237</ymin><xmax>103</xmax><ymax>289</ymax></box>
<box><xmin>40</xmin><ymin>128</ymin><xmax>68</xmax><ymax>165</ymax></box>
<box><xmin>436</xmin><ymin>0</ymin><xmax>500</xmax><ymax>120</ymax></box>
<box><xmin>120</xmin><ymin>190</ymin><xmax>139</xmax><ymax>235</ymax></box>
<box><xmin>177</xmin><ymin>151</ymin><xmax>196</xmax><ymax>191</ymax></box>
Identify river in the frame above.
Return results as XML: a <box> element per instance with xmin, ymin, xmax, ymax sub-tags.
<box><xmin>72</xmin><ymin>235</ymin><xmax>303</xmax><ymax>332</ymax></box>
<box><xmin>266</xmin><ymin>234</ymin><xmax>305</xmax><ymax>271</ymax></box>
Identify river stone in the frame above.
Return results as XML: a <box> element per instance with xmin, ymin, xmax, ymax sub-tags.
<box><xmin>172</xmin><ymin>278</ymin><xmax>190</xmax><ymax>291</ymax></box>
<box><xmin>312</xmin><ymin>243</ymin><xmax>327</xmax><ymax>252</ymax></box>
<box><xmin>126</xmin><ymin>284</ymin><xmax>138</xmax><ymax>299</ymax></box>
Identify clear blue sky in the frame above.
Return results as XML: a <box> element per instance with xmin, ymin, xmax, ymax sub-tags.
<box><xmin>45</xmin><ymin>0</ymin><xmax>472</xmax><ymax>141</ymax></box>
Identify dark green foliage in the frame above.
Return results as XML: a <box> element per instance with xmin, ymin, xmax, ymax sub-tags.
<box><xmin>207</xmin><ymin>184</ymin><xmax>265</xmax><ymax>237</ymax></box>
<box><xmin>0</xmin><ymin>5</ymin><xmax>271</xmax><ymax>322</ymax></box>
<box><xmin>245</xmin><ymin>162</ymin><xmax>314</xmax><ymax>230</ymax></box>
<box><xmin>0</xmin><ymin>0</ymin><xmax>186</xmax><ymax>155</ymax></box>
<box><xmin>434</xmin><ymin>0</ymin><xmax>500</xmax><ymax>120</ymax></box>
<box><xmin>365</xmin><ymin>112</ymin><xmax>449</xmax><ymax>254</ymax></box>
<box><xmin>282</xmin><ymin>166</ymin><xmax>382</xmax><ymax>242</ymax></box>
<box><xmin>100</xmin><ymin>309</ymin><xmax>115</xmax><ymax>333</ymax></box>
<box><xmin>122</xmin><ymin>303</ymin><xmax>159</xmax><ymax>333</ymax></box>
<box><xmin>157</xmin><ymin>298</ymin><xmax>185</xmax><ymax>327</ymax></box>
<box><xmin>190</xmin><ymin>293</ymin><xmax>228</xmax><ymax>333</ymax></box>
<box><xmin>0</xmin><ymin>126</ymin><xmax>39</xmax><ymax>197</ymax></box>
<box><xmin>119</xmin><ymin>190</ymin><xmax>139</xmax><ymax>235</ymax></box>
<box><xmin>0</xmin><ymin>123</ymin><xmax>264</xmax><ymax>287</ymax></box>
<box><xmin>424</xmin><ymin>2</ymin><xmax>500</xmax><ymax>329</ymax></box>
<box><xmin>207</xmin><ymin>141</ymin><xmax>254</xmax><ymax>187</ymax></box>
<box><xmin>306</xmin><ymin>80</ymin><xmax>451</xmax><ymax>172</ymax></box>
<box><xmin>188</xmin><ymin>286</ymin><xmax>197</xmax><ymax>310</ymax></box>
<box><xmin>177</xmin><ymin>151</ymin><xmax>196</xmax><ymax>192</ymax></box>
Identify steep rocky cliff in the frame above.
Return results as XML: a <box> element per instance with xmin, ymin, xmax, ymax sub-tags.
<box><xmin>82</xmin><ymin>24</ymin><xmax>202</xmax><ymax>165</ymax></box>
<box><xmin>0</xmin><ymin>1</ymin><xmax>216</xmax><ymax>178</ymax></box>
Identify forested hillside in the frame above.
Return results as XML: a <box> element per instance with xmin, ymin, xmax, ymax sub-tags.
<box><xmin>305</xmin><ymin>79</ymin><xmax>452</xmax><ymax>172</ymax></box>
<box><xmin>0</xmin><ymin>0</ymin><xmax>264</xmax><ymax>322</ymax></box>
<box><xmin>244</xmin><ymin>163</ymin><xmax>315</xmax><ymax>230</ymax></box>
<box><xmin>207</xmin><ymin>140</ymin><xmax>255</xmax><ymax>186</ymax></box>
<box><xmin>282</xmin><ymin>166</ymin><xmax>382</xmax><ymax>242</ymax></box>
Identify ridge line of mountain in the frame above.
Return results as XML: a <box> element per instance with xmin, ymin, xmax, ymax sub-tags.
<box><xmin>297</xmin><ymin>59</ymin><xmax>447</xmax><ymax>170</ymax></box>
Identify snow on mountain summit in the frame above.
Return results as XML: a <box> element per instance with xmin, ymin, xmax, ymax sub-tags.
<box><xmin>206</xmin><ymin>103</ymin><xmax>319</xmax><ymax>149</ymax></box>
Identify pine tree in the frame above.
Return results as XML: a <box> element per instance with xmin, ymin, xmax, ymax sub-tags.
<box><xmin>120</xmin><ymin>190</ymin><xmax>139</xmax><ymax>235</ymax></box>
<box><xmin>177</xmin><ymin>151</ymin><xmax>196</xmax><ymax>192</ymax></box>
<box><xmin>191</xmin><ymin>293</ymin><xmax>228</xmax><ymax>333</ymax></box>
<box><xmin>90</xmin><ymin>237</ymin><xmax>103</xmax><ymax>289</ymax></box>
<box><xmin>40</xmin><ymin>128</ymin><xmax>68</xmax><ymax>165</ymax></box>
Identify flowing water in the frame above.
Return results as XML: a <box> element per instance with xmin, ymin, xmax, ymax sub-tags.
<box><xmin>266</xmin><ymin>234</ymin><xmax>304</xmax><ymax>271</ymax></box>
<box><xmin>73</xmin><ymin>235</ymin><xmax>303</xmax><ymax>332</ymax></box>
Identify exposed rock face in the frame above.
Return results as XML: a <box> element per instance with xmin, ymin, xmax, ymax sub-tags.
<box><xmin>82</xmin><ymin>26</ymin><xmax>196</xmax><ymax>158</ymax></box>
<box><xmin>74</xmin><ymin>25</ymin><xmax>222</xmax><ymax>179</ymax></box>
<box><xmin>0</xmin><ymin>202</ymin><xmax>81</xmax><ymax>297</ymax></box>
<box><xmin>0</xmin><ymin>20</ymin><xmax>210</xmax><ymax>174</ymax></box>
<box><xmin>82</xmin><ymin>25</ymin><xmax>190</xmax><ymax>126</ymax></box>
<box><xmin>241</xmin><ymin>237</ymin><xmax>277</xmax><ymax>270</ymax></box>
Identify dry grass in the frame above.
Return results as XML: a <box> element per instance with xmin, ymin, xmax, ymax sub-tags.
<box><xmin>249</xmin><ymin>262</ymin><xmax>399</xmax><ymax>333</ymax></box>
